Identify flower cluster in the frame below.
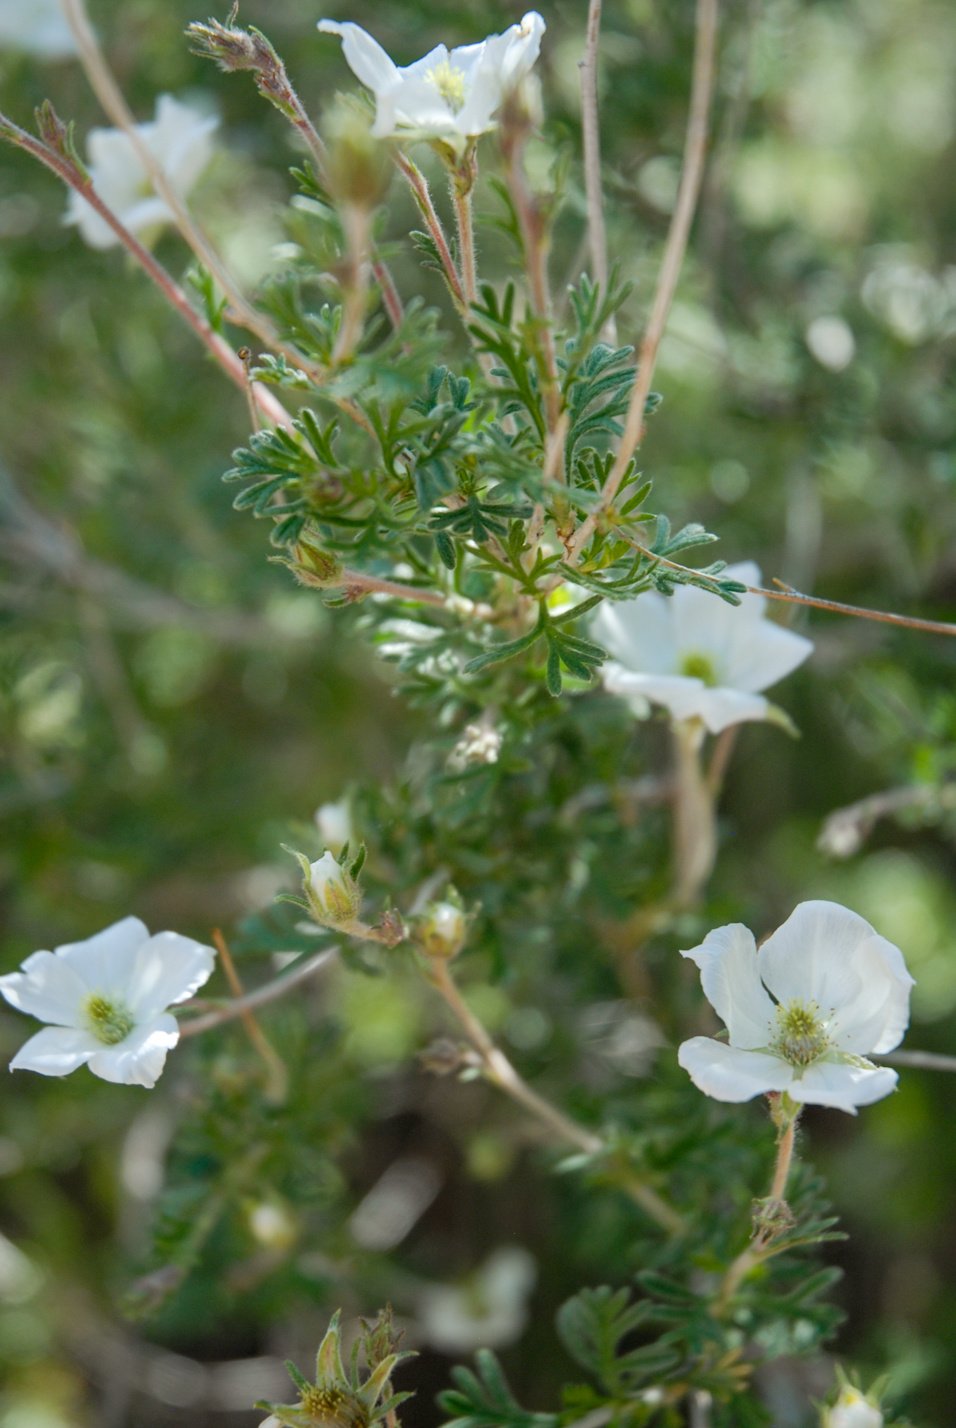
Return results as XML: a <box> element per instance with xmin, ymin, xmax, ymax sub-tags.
<box><xmin>678</xmin><ymin>901</ymin><xmax>913</xmax><ymax>1113</ymax></box>
<box><xmin>0</xmin><ymin>917</ymin><xmax>214</xmax><ymax>1087</ymax></box>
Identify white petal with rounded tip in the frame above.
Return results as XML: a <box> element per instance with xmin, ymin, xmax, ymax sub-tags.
<box><xmin>0</xmin><ymin>951</ymin><xmax>89</xmax><ymax>1024</ymax></box>
<box><xmin>787</xmin><ymin>1059</ymin><xmax>898</xmax><ymax>1113</ymax></box>
<box><xmin>54</xmin><ymin>916</ymin><xmax>148</xmax><ymax>991</ymax></box>
<box><xmin>10</xmin><ymin>1026</ymin><xmax>100</xmax><ymax>1077</ymax></box>
<box><xmin>126</xmin><ymin>933</ymin><xmax>215</xmax><ymax>1019</ymax></box>
<box><xmin>678</xmin><ymin>1038</ymin><xmax>793</xmax><ymax>1102</ymax></box>
<box><xmin>681</xmin><ymin>923</ymin><xmax>775</xmax><ymax>1048</ymax></box>
<box><xmin>758</xmin><ymin>901</ymin><xmax>912</xmax><ymax>1057</ymax></box>
<box><xmin>87</xmin><ymin>1015</ymin><xmax>179</xmax><ymax>1088</ymax></box>
<box><xmin>317</xmin><ymin>20</ymin><xmax>399</xmax><ymax>90</ymax></box>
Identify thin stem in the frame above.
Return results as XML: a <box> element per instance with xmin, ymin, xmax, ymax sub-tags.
<box><xmin>178</xmin><ymin>948</ymin><xmax>337</xmax><ymax>1037</ymax></box>
<box><xmin>671</xmin><ymin>719</ymin><xmax>718</xmax><ymax>909</ymax></box>
<box><xmin>211</xmin><ymin>928</ymin><xmax>288</xmax><ymax>1101</ymax></box>
<box><xmin>60</xmin><ymin>0</ymin><xmax>279</xmax><ymax>351</ymax></box>
<box><xmin>395</xmin><ymin>152</ymin><xmax>465</xmax><ymax>310</ymax></box>
<box><xmin>452</xmin><ymin>180</ymin><xmax>478</xmax><ymax>310</ymax></box>
<box><xmin>338</xmin><ymin>568</ymin><xmax>493</xmax><ymax>618</ymax></box>
<box><xmin>2</xmin><ymin>116</ymin><xmax>294</xmax><ymax>431</ymax></box>
<box><xmin>332</xmin><ymin>206</ymin><xmax>372</xmax><ymax>364</ymax></box>
<box><xmin>759</xmin><ymin>579</ymin><xmax>956</xmax><ymax>638</ymax></box>
<box><xmin>617</xmin><ymin>542</ymin><xmax>956</xmax><ymax>641</ymax></box>
<box><xmin>716</xmin><ymin>1105</ymin><xmax>799</xmax><ymax>1314</ymax></box>
<box><xmin>882</xmin><ymin>1049</ymin><xmax>956</xmax><ymax>1074</ymax></box>
<box><xmin>503</xmin><ymin>137</ymin><xmax>562</xmax><ymax>437</ymax></box>
<box><xmin>580</xmin><ymin>0</ymin><xmax>616</xmax><ymax>343</ymax></box>
<box><xmin>425</xmin><ymin>956</ymin><xmax>684</xmax><ymax>1233</ymax></box>
<box><xmin>372</xmin><ymin>257</ymin><xmax>405</xmax><ymax>330</ymax></box>
<box><xmin>566</xmin><ymin>0</ymin><xmax>719</xmax><ymax>561</ymax></box>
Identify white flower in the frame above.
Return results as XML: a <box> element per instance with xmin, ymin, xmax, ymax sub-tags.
<box><xmin>0</xmin><ymin>917</ymin><xmax>215</xmax><ymax>1088</ymax></box>
<box><xmin>307</xmin><ymin>851</ymin><xmax>361</xmax><ymax>926</ymax></box>
<box><xmin>823</xmin><ymin>1387</ymin><xmax>884</xmax><ymax>1428</ymax></box>
<box><xmin>592</xmin><ymin>562</ymin><xmax>813</xmax><ymax>734</ymax></box>
<box><xmin>417</xmin><ymin>1246</ymin><xmax>536</xmax><ymax>1353</ymax></box>
<box><xmin>64</xmin><ymin>94</ymin><xmax>217</xmax><ymax>250</ymax></box>
<box><xmin>317</xmin><ymin>12</ymin><xmax>545</xmax><ymax>147</ymax></box>
<box><xmin>0</xmin><ymin>0</ymin><xmax>76</xmax><ymax>58</ymax></box>
<box><xmin>678</xmin><ymin>901</ymin><xmax>914</xmax><ymax>1114</ymax></box>
<box><xmin>314</xmin><ymin>799</ymin><xmax>353</xmax><ymax>855</ymax></box>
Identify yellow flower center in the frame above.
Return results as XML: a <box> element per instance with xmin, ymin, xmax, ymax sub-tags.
<box><xmin>426</xmin><ymin>58</ymin><xmax>468</xmax><ymax>112</ymax></box>
<box><xmin>770</xmin><ymin>999</ymin><xmax>830</xmax><ymax>1068</ymax></box>
<box><xmin>85</xmin><ymin>993</ymin><xmax>135</xmax><ymax>1046</ymax></box>
<box><xmin>680</xmin><ymin>651</ymin><xmax>719</xmax><ymax>686</ymax></box>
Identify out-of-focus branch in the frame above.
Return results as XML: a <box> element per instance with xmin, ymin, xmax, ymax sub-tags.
<box><xmin>566</xmin><ymin>0</ymin><xmax>719</xmax><ymax>561</ymax></box>
<box><xmin>580</xmin><ymin>0</ymin><xmax>615</xmax><ymax>342</ymax></box>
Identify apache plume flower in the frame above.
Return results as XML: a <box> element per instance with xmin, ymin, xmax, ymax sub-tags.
<box><xmin>64</xmin><ymin>93</ymin><xmax>217</xmax><ymax>249</ymax></box>
<box><xmin>0</xmin><ymin>917</ymin><xmax>215</xmax><ymax>1088</ymax></box>
<box><xmin>678</xmin><ymin>901</ymin><xmax>914</xmax><ymax>1114</ymax></box>
<box><xmin>317</xmin><ymin>12</ymin><xmax>545</xmax><ymax>149</ymax></box>
<box><xmin>593</xmin><ymin>562</ymin><xmax>813</xmax><ymax>734</ymax></box>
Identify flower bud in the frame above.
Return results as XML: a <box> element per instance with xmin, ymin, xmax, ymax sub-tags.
<box><xmin>417</xmin><ymin>900</ymin><xmax>467</xmax><ymax>960</ymax></box>
<box><xmin>276</xmin><ymin>532</ymin><xmax>344</xmax><ymax>590</ymax></box>
<box><xmin>323</xmin><ymin>95</ymin><xmax>392</xmax><ymax>211</ymax></box>
<box><xmin>308</xmin><ymin>851</ymin><xmax>361</xmax><ymax>926</ymax></box>
<box><xmin>823</xmin><ymin>1387</ymin><xmax>884</xmax><ymax>1428</ymax></box>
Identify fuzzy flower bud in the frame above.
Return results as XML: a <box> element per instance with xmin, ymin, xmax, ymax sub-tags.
<box><xmin>417</xmin><ymin>900</ymin><xmax>467</xmax><ymax>960</ymax></box>
<box><xmin>276</xmin><ymin>532</ymin><xmax>344</xmax><ymax>590</ymax></box>
<box><xmin>307</xmin><ymin>852</ymin><xmax>361</xmax><ymax>926</ymax></box>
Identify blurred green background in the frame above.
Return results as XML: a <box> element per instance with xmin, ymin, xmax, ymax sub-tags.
<box><xmin>1</xmin><ymin>0</ymin><xmax>955</xmax><ymax>1423</ymax></box>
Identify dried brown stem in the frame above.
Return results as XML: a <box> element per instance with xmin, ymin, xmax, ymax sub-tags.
<box><xmin>211</xmin><ymin>929</ymin><xmax>288</xmax><ymax>1100</ymax></box>
<box><xmin>567</xmin><ymin>0</ymin><xmax>719</xmax><ymax>561</ymax></box>
<box><xmin>2</xmin><ymin>115</ymin><xmax>294</xmax><ymax>430</ymax></box>
<box><xmin>580</xmin><ymin>0</ymin><xmax>615</xmax><ymax>342</ymax></box>
<box><xmin>425</xmin><ymin>956</ymin><xmax>684</xmax><ymax>1233</ymax></box>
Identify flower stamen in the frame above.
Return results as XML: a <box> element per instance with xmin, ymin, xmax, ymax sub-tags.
<box><xmin>770</xmin><ymin>998</ymin><xmax>830</xmax><ymax>1068</ymax></box>
<box><xmin>426</xmin><ymin>58</ymin><xmax>468</xmax><ymax>112</ymax></box>
<box><xmin>679</xmin><ymin>651</ymin><xmax>719</xmax><ymax>686</ymax></box>
<box><xmin>85</xmin><ymin>993</ymin><xmax>135</xmax><ymax>1046</ymax></box>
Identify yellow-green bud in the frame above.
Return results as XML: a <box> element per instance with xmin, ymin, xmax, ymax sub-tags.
<box><xmin>308</xmin><ymin>852</ymin><xmax>361</xmax><ymax>926</ymax></box>
<box><xmin>282</xmin><ymin>533</ymin><xmax>344</xmax><ymax>590</ymax></box>
<box><xmin>418</xmin><ymin>900</ymin><xmax>467</xmax><ymax>960</ymax></box>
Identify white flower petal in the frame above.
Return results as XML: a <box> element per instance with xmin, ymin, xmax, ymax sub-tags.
<box><xmin>592</xmin><ymin>594</ymin><xmax>677</xmax><ymax>673</ymax></box>
<box><xmin>678</xmin><ymin>1037</ymin><xmax>794</xmax><ymax>1102</ymax></box>
<box><xmin>0</xmin><ymin>950</ymin><xmax>90</xmax><ymax>1024</ymax></box>
<box><xmin>125</xmin><ymin>932</ymin><xmax>215</xmax><ymax>1018</ymax></box>
<box><xmin>685</xmin><ymin>687</ymin><xmax>772</xmax><ymax>734</ymax></box>
<box><xmin>681</xmin><ymin>923</ymin><xmax>775</xmax><ymax>1048</ymax></box>
<box><xmin>602</xmin><ymin>667</ymin><xmax>709</xmax><ymax>721</ymax></box>
<box><xmin>317</xmin><ymin>20</ymin><xmax>399</xmax><ymax>91</ymax></box>
<box><xmin>54</xmin><ymin>915</ymin><xmax>149</xmax><ymax>992</ymax></box>
<box><xmin>718</xmin><ymin>619</ymin><xmax>814</xmax><ymax>696</ymax></box>
<box><xmin>87</xmin><ymin>1014</ymin><xmax>179</xmax><ymax>1088</ymax></box>
<box><xmin>594</xmin><ymin>560</ymin><xmax>812</xmax><ymax>731</ymax></box>
<box><xmin>788</xmin><ymin>1059</ymin><xmax>898</xmax><ymax>1113</ymax></box>
<box><xmin>0</xmin><ymin>0</ymin><xmax>77</xmax><ymax>57</ymax></box>
<box><xmin>758</xmin><ymin>901</ymin><xmax>913</xmax><ymax>1055</ymax></box>
<box><xmin>9</xmin><ymin>1026</ymin><xmax>100</xmax><ymax>1077</ymax></box>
